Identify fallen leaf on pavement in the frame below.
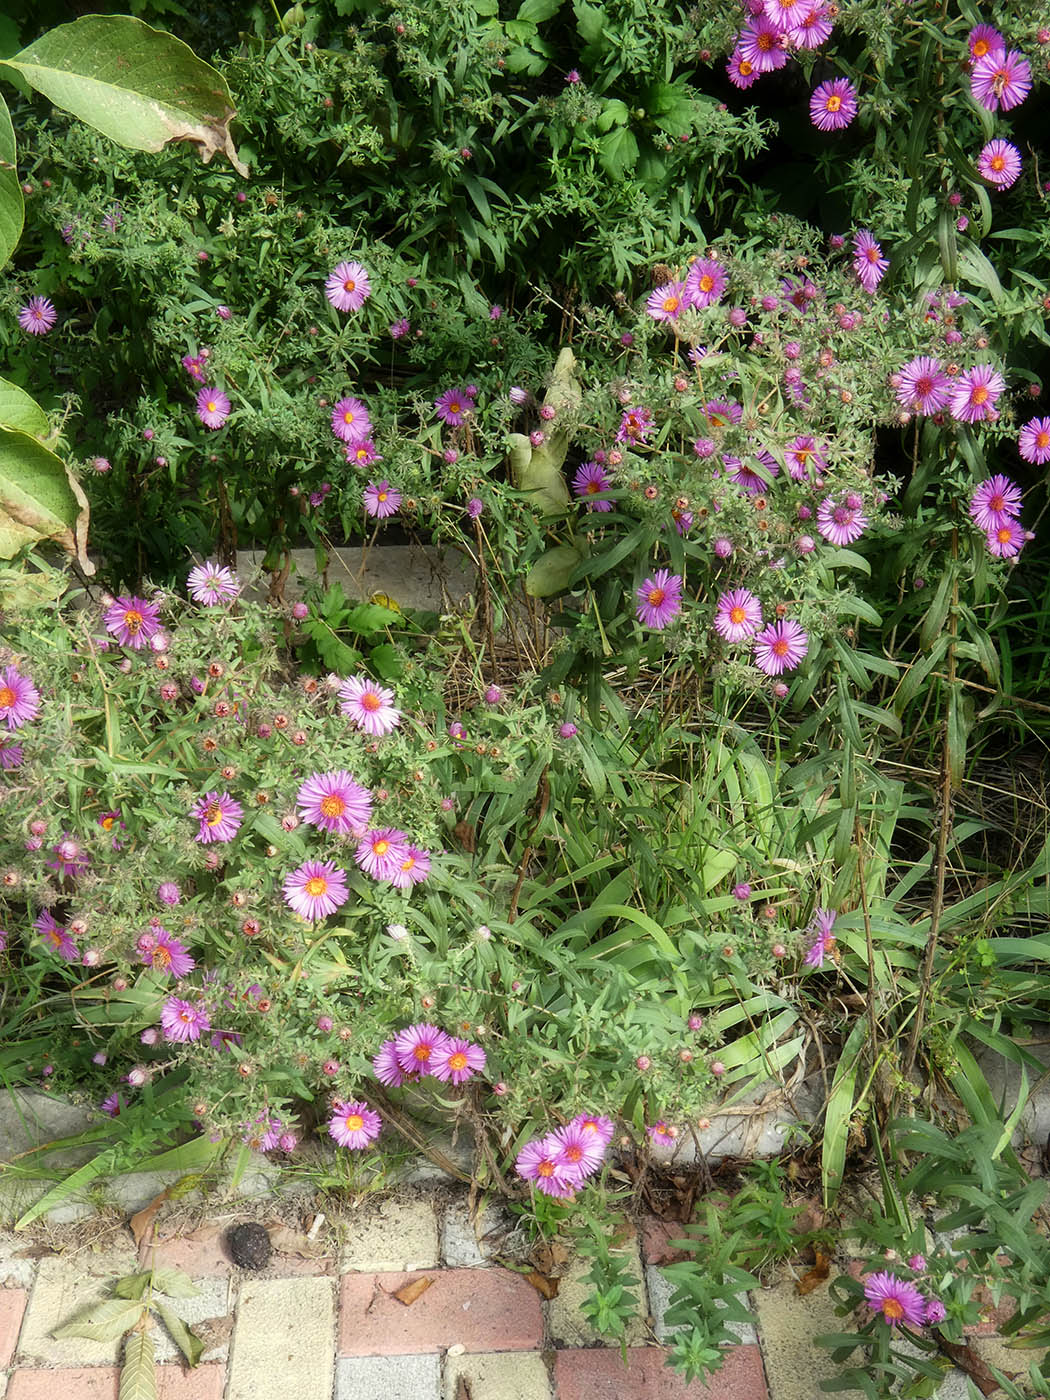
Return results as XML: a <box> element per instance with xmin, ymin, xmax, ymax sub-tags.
<box><xmin>129</xmin><ymin>1186</ymin><xmax>174</xmax><ymax>1256</ymax></box>
<box><xmin>524</xmin><ymin>1270</ymin><xmax>559</xmax><ymax>1300</ymax></box>
<box><xmin>937</xmin><ymin>1338</ymin><xmax>1006</xmax><ymax>1396</ymax></box>
<box><xmin>393</xmin><ymin>1276</ymin><xmax>433</xmax><ymax>1306</ymax></box>
<box><xmin>796</xmin><ymin>1252</ymin><xmax>831</xmax><ymax>1295</ymax></box>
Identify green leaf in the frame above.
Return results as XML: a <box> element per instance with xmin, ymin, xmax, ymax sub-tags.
<box><xmin>0</xmin><ymin>375</ymin><xmax>48</xmax><ymax>438</ymax></box>
<box><xmin>957</xmin><ymin>244</ymin><xmax>1003</xmax><ymax>304</ymax></box>
<box><xmin>53</xmin><ymin>1298</ymin><xmax>146</xmax><ymax>1343</ymax></box>
<box><xmin>598</xmin><ymin>126</ymin><xmax>638</xmax><ymax>180</ymax></box>
<box><xmin>822</xmin><ymin>1020</ymin><xmax>867</xmax><ymax>1207</ymax></box>
<box><xmin>525</xmin><ymin>544</ymin><xmax>582</xmax><ymax>597</ymax></box>
<box><xmin>343</xmin><ymin>602</ymin><xmax>401</xmax><ymax>634</ymax></box>
<box><xmin>503</xmin><ymin>44</ymin><xmax>548</xmax><ymax>74</ymax></box>
<box><xmin>153</xmin><ymin>1302</ymin><xmax>204</xmax><ymax>1368</ymax></box>
<box><xmin>574</xmin><ymin>0</ymin><xmax>607</xmax><ymax>43</ymax></box>
<box><xmin>0</xmin><ymin>91</ymin><xmax>23</xmax><ymax>271</ymax></box>
<box><xmin>0</xmin><ymin>16</ymin><xmax>247</xmax><ymax>175</ymax></box>
<box><xmin>368</xmin><ymin>643</ymin><xmax>403</xmax><ymax>681</ymax></box>
<box><xmin>119</xmin><ymin>1332</ymin><xmax>157</xmax><ymax>1400</ymax></box>
<box><xmin>0</xmin><ymin>424</ymin><xmax>94</xmax><ymax>571</ymax></box>
<box><xmin>149</xmin><ymin>1268</ymin><xmax>199</xmax><ymax>1300</ymax></box>
<box><xmin>595</xmin><ymin>98</ymin><xmax>629</xmax><ymax>132</ymax></box>
<box><xmin>113</xmin><ymin>1274</ymin><xmax>153</xmax><ymax>1301</ymax></box>
<box><xmin>517</xmin><ymin>0</ymin><xmax>562</xmax><ymax>20</ymax></box>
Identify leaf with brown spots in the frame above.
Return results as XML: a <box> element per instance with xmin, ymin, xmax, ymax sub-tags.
<box><xmin>393</xmin><ymin>1276</ymin><xmax>433</xmax><ymax>1306</ymax></box>
<box><xmin>795</xmin><ymin>1251</ymin><xmax>831</xmax><ymax>1295</ymax></box>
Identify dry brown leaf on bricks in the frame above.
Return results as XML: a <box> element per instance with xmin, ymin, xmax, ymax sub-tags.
<box><xmin>795</xmin><ymin>1252</ymin><xmax>831</xmax><ymax>1295</ymax></box>
<box><xmin>936</xmin><ymin>1339</ymin><xmax>1004</xmax><ymax>1396</ymax></box>
<box><xmin>524</xmin><ymin>1270</ymin><xmax>559</xmax><ymax>1300</ymax></box>
<box><xmin>393</xmin><ymin>1276</ymin><xmax>434</xmax><ymax>1306</ymax></box>
<box><xmin>129</xmin><ymin>1185</ymin><xmax>174</xmax><ymax>1254</ymax></box>
<box><xmin>263</xmin><ymin>1220</ymin><xmax>327</xmax><ymax>1258</ymax></box>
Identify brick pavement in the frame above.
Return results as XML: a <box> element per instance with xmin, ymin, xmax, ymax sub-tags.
<box><xmin>0</xmin><ymin>1192</ymin><xmax>1019</xmax><ymax>1399</ymax></box>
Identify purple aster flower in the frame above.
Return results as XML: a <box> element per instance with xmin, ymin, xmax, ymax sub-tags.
<box><xmin>950</xmin><ymin>364</ymin><xmax>1005</xmax><ymax>423</ymax></box>
<box><xmin>346</xmin><ymin>438</ymin><xmax>383</xmax><ymax>468</ymax></box>
<box><xmin>970</xmin><ymin>475</ymin><xmax>1022</xmax><ymax>530</ymax></box>
<box><xmin>329</xmin><ymin>1101</ymin><xmax>381</xmax><ymax>1149</ymax></box>
<box><xmin>810</xmin><ymin>78</ymin><xmax>857</xmax><ymax>131</ymax></box>
<box><xmin>394</xmin><ymin>1022</ymin><xmax>451</xmax><ymax>1074</ymax></box>
<box><xmin>466</xmin><ymin>496</ymin><xmax>484</xmax><ymax>519</ymax></box>
<box><xmin>157</xmin><ymin>881</ymin><xmax>181</xmax><ymax>906</ymax></box>
<box><xmin>852</xmin><ymin>231</ymin><xmax>888</xmax><ymax>294</ymax></box>
<box><xmin>570</xmin><ymin>1112</ymin><xmax>616</xmax><ymax>1144</ymax></box>
<box><xmin>363</xmin><ymin>480</ymin><xmax>402</xmax><ymax>519</ymax></box>
<box><xmin>355</xmin><ymin>827</ymin><xmax>410</xmax><ymax>882</ymax></box>
<box><xmin>160</xmin><ymin>997</ymin><xmax>210</xmax><ymax>1043</ymax></box>
<box><xmin>47</xmin><ymin>834</ymin><xmax>90</xmax><ymax>880</ymax></box>
<box><xmin>282</xmin><ymin>859</ymin><xmax>350</xmax><ymax>921</ymax></box>
<box><xmin>573</xmin><ymin>461</ymin><xmax>614</xmax><ymax>511</ymax></box>
<box><xmin>35</xmin><ymin>910</ymin><xmax>78</xmax><ymax>961</ymax></box>
<box><xmin>803</xmin><ymin>909</ymin><xmax>837</xmax><ymax>968</ymax></box>
<box><xmin>685</xmin><ymin>258</ymin><xmax>728</xmax><ymax>308</ymax></box>
<box><xmin>636</xmin><ymin>570</ymin><xmax>683</xmax><ymax>629</ymax></box>
<box><xmin>296</xmin><ymin>769</ymin><xmax>372</xmax><ymax>835</ymax></box>
<box><xmin>18</xmin><ymin>296</ymin><xmax>57</xmax><ymax>335</ymax></box>
<box><xmin>552</xmin><ymin>1121</ymin><xmax>606</xmax><ymax>1177</ymax></box>
<box><xmin>388</xmin><ymin>845</ymin><xmax>432</xmax><ymax>889</ymax></box>
<box><xmin>971</xmin><ymin>48</ymin><xmax>1031</xmax><ymax>112</ymax></box>
<box><xmin>616</xmin><ymin>405</ymin><xmax>654</xmax><ymax>444</ymax></box>
<box><xmin>141</xmin><ymin>927</ymin><xmax>195</xmax><ymax>978</ymax></box>
<box><xmin>789</xmin><ymin>3</ymin><xmax>833</xmax><ymax>48</ymax></box>
<box><xmin>196</xmin><ymin>387</ymin><xmax>231</xmax><ymax>430</ymax></box>
<box><xmin>784</xmin><ymin>436</ymin><xmax>826</xmax><ymax>481</ymax></box>
<box><xmin>0</xmin><ymin>739</ymin><xmax>24</xmax><ymax>770</ymax></box>
<box><xmin>725</xmin><ymin>451</ymin><xmax>777</xmax><ymax>494</ymax></box>
<box><xmin>1019</xmin><ymin>418</ymin><xmax>1050</xmax><ymax>465</ymax></box>
<box><xmin>864</xmin><ymin>1271</ymin><xmax>926</xmax><ymax>1328</ymax></box>
<box><xmin>646</xmin><ymin>282</ymin><xmax>687</xmax><ymax>321</ymax></box>
<box><xmin>389</xmin><ymin>317</ymin><xmax>410</xmax><ymax>339</ymax></box>
<box><xmin>430</xmin><ymin>1036</ymin><xmax>486</xmax><ymax>1084</ymax></box>
<box><xmin>739</xmin><ymin>15</ymin><xmax>789</xmax><ymax>71</ymax></box>
<box><xmin>967</xmin><ymin>24</ymin><xmax>1003</xmax><ymax>61</ymax></box>
<box><xmin>726</xmin><ymin>49</ymin><xmax>759</xmax><ymax>88</ymax></box>
<box><xmin>0</xmin><ymin>666</ymin><xmax>41</xmax><ymax>730</ymax></box>
<box><xmin>104</xmin><ymin>595</ymin><xmax>161</xmax><ymax>649</ymax></box>
<box><xmin>986</xmin><ymin>519</ymin><xmax>1027</xmax><ymax>558</ymax></box>
<box><xmin>896</xmin><ymin>356</ymin><xmax>952</xmax><ymax>414</ymax></box>
<box><xmin>331</xmin><ymin>396</ymin><xmax>372</xmax><ymax>444</ymax></box>
<box><xmin>192</xmin><ymin>791</ymin><xmax>243</xmax><ymax>844</ymax></box>
<box><xmin>516</xmin><ymin>1134</ymin><xmax>578</xmax><ymax>1198</ymax></box>
<box><xmin>924</xmin><ymin>1298</ymin><xmax>947</xmax><ymax>1325</ymax></box>
<box><xmin>434</xmin><ymin>386</ymin><xmax>473</xmax><ymax>425</ymax></box>
<box><xmin>704</xmin><ymin>398</ymin><xmax>742</xmax><ymax>428</ymax></box>
<box><xmin>182</xmin><ymin>353</ymin><xmax>207</xmax><ymax>382</ymax></box>
<box><xmin>187</xmin><ymin>562</ymin><xmax>240</xmax><ymax>605</ymax></box>
<box><xmin>338</xmin><ymin>675</ymin><xmax>400</xmax><ymax>735</ymax></box>
<box><xmin>714</xmin><ymin>589</ymin><xmax>764</xmax><ymax>643</ymax></box>
<box><xmin>373</xmin><ymin>1039</ymin><xmax>409</xmax><ymax>1087</ymax></box>
<box><xmin>325</xmin><ymin>260</ymin><xmax>371</xmax><ymax>312</ymax></box>
<box><xmin>817</xmin><ymin>495</ymin><xmax>868</xmax><ymax>546</ymax></box>
<box><xmin>763</xmin><ymin>0</ymin><xmax>809</xmax><ymax>27</ymax></box>
<box><xmin>100</xmin><ymin>1092</ymin><xmax>122</xmax><ymax>1117</ymax></box>
<box><xmin>753</xmin><ymin>619</ymin><xmax>808</xmax><ymax>675</ymax></box>
<box><xmin>977</xmin><ymin>139</ymin><xmax>1021</xmax><ymax>189</ymax></box>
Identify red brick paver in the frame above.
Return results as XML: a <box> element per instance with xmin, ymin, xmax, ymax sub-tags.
<box><xmin>0</xmin><ymin>1288</ymin><xmax>28</xmax><ymax>1368</ymax></box>
<box><xmin>555</xmin><ymin>1344</ymin><xmax>769</xmax><ymax>1399</ymax></box>
<box><xmin>7</xmin><ymin>1363</ymin><xmax>226</xmax><ymax>1400</ymax></box>
<box><xmin>338</xmin><ymin>1268</ymin><xmax>543</xmax><ymax>1356</ymax></box>
<box><xmin>152</xmin><ymin>1225</ymin><xmax>333</xmax><ymax>1277</ymax></box>
<box><xmin>640</xmin><ymin>1218</ymin><xmax>691</xmax><ymax>1266</ymax></box>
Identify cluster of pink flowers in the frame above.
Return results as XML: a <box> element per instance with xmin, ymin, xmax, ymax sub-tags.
<box><xmin>644</xmin><ymin>258</ymin><xmax>728</xmax><ymax>322</ymax></box>
<box><xmin>372</xmin><ymin>1023</ymin><xmax>487</xmax><ymax>1087</ymax></box>
<box><xmin>723</xmin><ymin>0</ymin><xmax>852</xmax><ymax>137</ymax></box>
<box><xmin>970</xmin><ymin>474</ymin><xmax>1029</xmax><ymax>559</ymax></box>
<box><xmin>515</xmin><ymin>1113</ymin><xmax>615</xmax><ymax>1198</ymax></box>
<box><xmin>966</xmin><ymin>25</ymin><xmax>1030</xmax><ymax>190</ymax></box>
<box><xmin>894</xmin><ymin>358</ymin><xmax>1005</xmax><ymax>424</ymax></box>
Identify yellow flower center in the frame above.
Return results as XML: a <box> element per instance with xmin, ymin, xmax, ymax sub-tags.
<box><xmin>0</xmin><ymin>687</ymin><xmax>14</xmax><ymax>709</ymax></box>
<box><xmin>537</xmin><ymin>1161</ymin><xmax>554</xmax><ymax>1177</ymax></box>
<box><xmin>153</xmin><ymin>944</ymin><xmax>172</xmax><ymax>967</ymax></box>
<box><xmin>401</xmin><ymin>854</ymin><xmax>416</xmax><ymax>872</ymax></box>
<box><xmin>449</xmin><ymin>1052</ymin><xmax>468</xmax><ymax>1071</ymax></box>
<box><xmin>377</xmin><ymin>491</ymin><xmax>388</xmax><ymax>503</ymax></box>
<box><xmin>343</xmin><ymin>410</ymin><xmax>355</xmax><ymax>424</ymax></box>
<box><xmin>178</xmin><ymin>1008</ymin><xmax>195</xmax><ymax>1023</ymax></box>
<box><xmin>413</xmin><ymin>1044</ymin><xmax>431</xmax><ymax>1061</ymax></box>
<box><xmin>989</xmin><ymin>493</ymin><xmax>1004</xmax><ymax>511</ymax></box>
<box><xmin>972</xmin><ymin>385</ymin><xmax>989</xmax><ymax>404</ymax></box>
<box><xmin>729</xmin><ymin>606</ymin><xmax>747</xmax><ymax>625</ymax></box>
<box><xmin>772</xmin><ymin>638</ymin><xmax>789</xmax><ymax>656</ymax></box>
<box><xmin>361</xmin><ymin>691</ymin><xmax>381</xmax><ymax>711</ymax></box>
<box><xmin>345</xmin><ymin>1113</ymin><xmax>363</xmax><ymax>1131</ymax></box>
<box><xmin>449</xmin><ymin>401</ymin><xmax>462</xmax><ymax>415</ymax></box>
<box><xmin>320</xmin><ymin>795</ymin><xmax>346</xmax><ymax>817</ymax></box>
<box><xmin>305</xmin><ymin>876</ymin><xmax>328</xmax><ymax>896</ymax></box>
<box><xmin>565</xmin><ymin>1144</ymin><xmax>582</xmax><ymax>1161</ymax></box>
<box><xmin>882</xmin><ymin>1298</ymin><xmax>904</xmax><ymax>1321</ymax></box>
<box><xmin>866</xmin><ymin>246</ymin><xmax>881</xmax><ymax>263</ymax></box>
<box><xmin>826</xmin><ymin>94</ymin><xmax>842</xmax><ymax>111</ymax></box>
<box><xmin>124</xmin><ymin>610</ymin><xmax>143</xmax><ymax>634</ymax></box>
<box><xmin>343</xmin><ymin>279</ymin><xmax>356</xmax><ymax>292</ymax></box>
<box><xmin>997</xmin><ymin>526</ymin><xmax>1012</xmax><ymax>543</ymax></box>
<box><xmin>373</xmin><ymin>839</ymin><xmax>390</xmax><ymax>857</ymax></box>
<box><xmin>699</xmin><ymin>274</ymin><xmax>714</xmax><ymax>291</ymax></box>
<box><xmin>990</xmin><ymin>156</ymin><xmax>1005</xmax><ymax>172</ymax></box>
<box><xmin>101</xmin><ymin>815</ymin><xmax>115</xmax><ymax>829</ymax></box>
<box><xmin>973</xmin><ymin>38</ymin><xmax>990</xmax><ymax>57</ymax></box>
<box><xmin>1038</xmin><ymin>432</ymin><xmax>1050</xmax><ymax>448</ymax></box>
<box><xmin>662</xmin><ymin>295</ymin><xmax>680</xmax><ymax>314</ymax></box>
<box><xmin>647</xmin><ymin>588</ymin><xmax>665</xmax><ymax>606</ymax></box>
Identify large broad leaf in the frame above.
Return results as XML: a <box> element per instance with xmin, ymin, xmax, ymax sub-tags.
<box><xmin>525</xmin><ymin>544</ymin><xmax>582</xmax><ymax>597</ymax></box>
<box><xmin>153</xmin><ymin>1302</ymin><xmax>204</xmax><ymax>1367</ymax></box>
<box><xmin>0</xmin><ymin>425</ymin><xmax>94</xmax><ymax>572</ymax></box>
<box><xmin>0</xmin><ymin>375</ymin><xmax>49</xmax><ymax>438</ymax></box>
<box><xmin>119</xmin><ymin>1332</ymin><xmax>157</xmax><ymax>1400</ymax></box>
<box><xmin>0</xmin><ymin>16</ymin><xmax>248</xmax><ymax>176</ymax></box>
<box><xmin>0</xmin><ymin>91</ymin><xmax>22</xmax><ymax>271</ymax></box>
<box><xmin>53</xmin><ymin>1297</ymin><xmax>146</xmax><ymax>1342</ymax></box>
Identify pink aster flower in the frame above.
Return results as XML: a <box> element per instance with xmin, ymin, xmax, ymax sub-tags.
<box><xmin>784</xmin><ymin>436</ymin><xmax>826</xmax><ymax>482</ymax></box>
<box><xmin>763</xmin><ymin>0</ymin><xmax>809</xmax><ymax>29</ymax></box>
<box><xmin>648</xmin><ymin>1121</ymin><xmax>677</xmax><ymax>1147</ymax></box>
<box><xmin>714</xmin><ymin>588</ymin><xmax>764</xmax><ymax>643</ymax></box>
<box><xmin>325</xmin><ymin>260</ymin><xmax>372</xmax><ymax>312</ymax></box>
<box><xmin>282</xmin><ymin>859</ymin><xmax>350</xmax><ymax>920</ymax></box>
<box><xmin>967</xmin><ymin>24</ymin><xmax>1003</xmax><ymax>62</ymax></box>
<box><xmin>0</xmin><ymin>739</ymin><xmax>23</xmax><ymax>769</ymax></box>
<box><xmin>950</xmin><ymin>363</ymin><xmax>1005</xmax><ymax>423</ymax></box>
<box><xmin>142</xmin><ymin>927</ymin><xmax>195</xmax><ymax>978</ymax></box>
<box><xmin>435</xmin><ymin>386</ymin><xmax>473</xmax><ymax>425</ymax></box>
<box><xmin>187</xmin><ymin>561</ymin><xmax>240</xmax><ymax>604</ymax></box>
<box><xmin>646</xmin><ymin>281</ymin><xmax>687</xmax><ymax>322</ymax></box>
<box><xmin>0</xmin><ymin>666</ymin><xmax>41</xmax><ymax>730</ymax></box>
<box><xmin>753</xmin><ymin>619</ymin><xmax>808</xmax><ymax>675</ymax></box>
<box><xmin>970</xmin><ymin>475</ymin><xmax>1021</xmax><ymax>530</ymax></box>
<box><xmin>739</xmin><ymin>15</ymin><xmax>789</xmax><ymax>72</ymax></box>
<box><xmin>725</xmin><ymin>451</ymin><xmax>778</xmax><ymax>494</ymax></box>
<box><xmin>896</xmin><ymin>356</ymin><xmax>952</xmax><ymax>414</ymax></box>
<box><xmin>1016</xmin><ymin>418</ymin><xmax>1050</xmax><ymax>468</ymax></box>
<box><xmin>789</xmin><ymin>3</ymin><xmax>833</xmax><ymax>48</ymax></box>
<box><xmin>430</xmin><ymin>1036</ymin><xmax>487</xmax><ymax>1084</ymax></box>
<box><xmin>571</xmin><ymin>1112</ymin><xmax>616</xmax><ymax>1144</ymax></box>
<box><xmin>817</xmin><ymin>495</ymin><xmax>868</xmax><ymax>546</ymax></box>
<box><xmin>331</xmin><ymin>396</ymin><xmax>372</xmax><ymax>444</ymax></box>
<box><xmin>977</xmin><ymin>139</ymin><xmax>1021</xmax><ymax>190</ymax></box>
<box><xmin>516</xmin><ymin>1135</ymin><xmax>577</xmax><ymax>1198</ymax></box>
<box><xmin>552</xmin><ymin>1121</ymin><xmax>606</xmax><ymax>1177</ymax></box>
<box><xmin>338</xmin><ymin>675</ymin><xmax>400</xmax><ymax>735</ymax></box>
<box><xmin>192</xmin><ymin>791</ymin><xmax>243</xmax><ymax>844</ymax></box>
<box><xmin>355</xmin><ymin>827</ymin><xmax>410</xmax><ymax>882</ymax></box>
<box><xmin>196</xmin><ymin>386</ymin><xmax>231</xmax><ymax>429</ymax></box>
<box><xmin>803</xmin><ymin>908</ymin><xmax>837</xmax><ymax>968</ymax></box>
<box><xmin>636</xmin><ymin>570</ymin><xmax>683</xmax><ymax>629</ymax></box>
<box><xmin>18</xmin><ymin>296</ymin><xmax>57</xmax><ymax>335</ymax></box>
<box><xmin>924</xmin><ymin>1298</ymin><xmax>947</xmax><ymax>1325</ymax></box>
<box><xmin>346</xmin><ymin>438</ymin><xmax>382</xmax><ymax>468</ymax></box>
<box><xmin>573</xmin><ymin>461</ymin><xmax>614</xmax><ymax>511</ymax></box>
<box><xmin>864</xmin><ymin>1271</ymin><xmax>926</xmax><ymax>1329</ymax></box>
<box><xmin>852</xmin><ymin>231</ymin><xmax>888</xmax><ymax>294</ymax></box>
<box><xmin>986</xmin><ymin>519</ymin><xmax>1027</xmax><ymax>558</ymax></box>
<box><xmin>726</xmin><ymin>49</ymin><xmax>759</xmax><ymax>88</ymax></box>
<box><xmin>704</xmin><ymin>398</ymin><xmax>742</xmax><ymax>428</ymax></box>
<box><xmin>47</xmin><ymin>834</ymin><xmax>90</xmax><ymax>881</ymax></box>
<box><xmin>971</xmin><ymin>48</ymin><xmax>1031</xmax><ymax>113</ymax></box>
<box><xmin>100</xmin><ymin>1092</ymin><xmax>122</xmax><ymax>1117</ymax></box>
<box><xmin>296</xmin><ymin>769</ymin><xmax>372</xmax><ymax>835</ymax></box>
<box><xmin>373</xmin><ymin>1039</ymin><xmax>410</xmax><ymax>1086</ymax></box>
<box><xmin>363</xmin><ymin>480</ymin><xmax>402</xmax><ymax>518</ymax></box>
<box><xmin>685</xmin><ymin>258</ymin><xmax>728</xmax><ymax>308</ymax></box>
<box><xmin>616</xmin><ymin>404</ymin><xmax>655</xmax><ymax>444</ymax></box>
<box><xmin>35</xmin><ymin>910</ymin><xmax>78</xmax><ymax>961</ymax></box>
<box><xmin>394</xmin><ymin>1022</ymin><xmax>451</xmax><ymax>1074</ymax></box>
<box><xmin>182</xmin><ymin>353</ymin><xmax>206</xmax><ymax>382</ymax></box>
<box><xmin>389</xmin><ymin>845</ymin><xmax>432</xmax><ymax>889</ymax></box>
<box><xmin>810</xmin><ymin>77</ymin><xmax>857</xmax><ymax>131</ymax></box>
<box><xmin>103</xmin><ymin>595</ymin><xmax>161</xmax><ymax>649</ymax></box>
<box><xmin>328</xmin><ymin>1100</ymin><xmax>382</xmax><ymax>1149</ymax></box>
<box><xmin>160</xmin><ymin>997</ymin><xmax>210</xmax><ymax>1043</ymax></box>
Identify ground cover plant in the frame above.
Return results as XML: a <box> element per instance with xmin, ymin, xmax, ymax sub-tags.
<box><xmin>3</xmin><ymin>0</ymin><xmax>1050</xmax><ymax>1396</ymax></box>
